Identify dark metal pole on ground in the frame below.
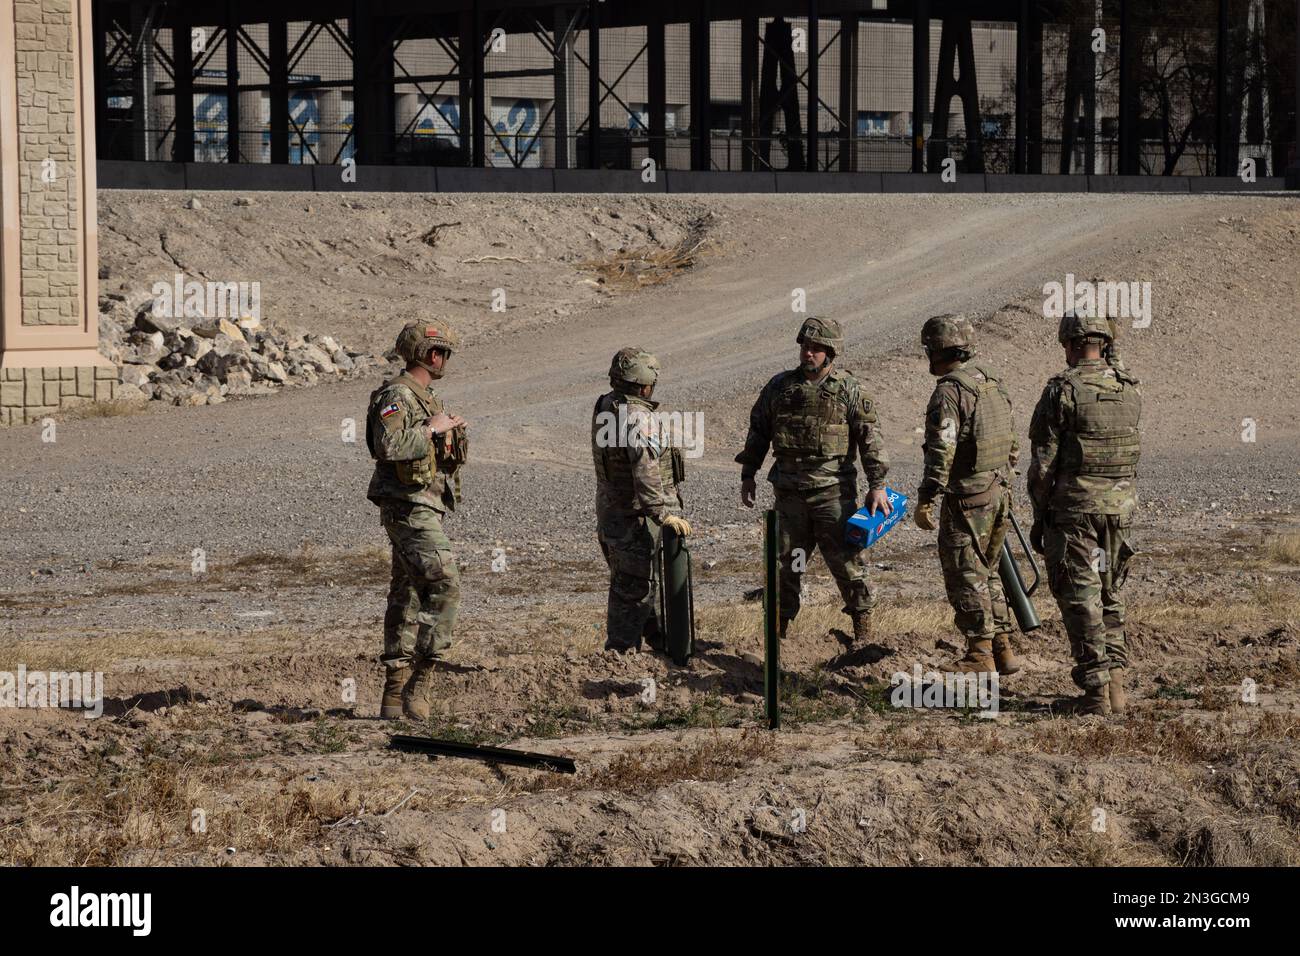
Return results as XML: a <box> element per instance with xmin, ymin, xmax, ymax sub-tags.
<box><xmin>764</xmin><ymin>509</ymin><xmax>780</xmax><ymax>730</ymax></box>
<box><xmin>911</xmin><ymin>0</ymin><xmax>930</xmax><ymax>173</ymax></box>
<box><xmin>391</xmin><ymin>736</ymin><xmax>576</xmax><ymax>774</ymax></box>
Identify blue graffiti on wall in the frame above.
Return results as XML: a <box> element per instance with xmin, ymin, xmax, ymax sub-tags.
<box><xmin>491</xmin><ymin>99</ymin><xmax>540</xmax><ymax>167</ymax></box>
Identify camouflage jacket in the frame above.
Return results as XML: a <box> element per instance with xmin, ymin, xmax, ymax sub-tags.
<box><xmin>919</xmin><ymin>360</ymin><xmax>1019</xmax><ymax>504</ymax></box>
<box><xmin>592</xmin><ymin>389</ymin><xmax>684</xmax><ymax>523</ymax></box>
<box><xmin>1028</xmin><ymin>358</ymin><xmax>1140</xmax><ymax>520</ymax></box>
<box><xmin>366</xmin><ymin>372</ymin><xmax>466</xmax><ymax>513</ymax></box>
<box><xmin>735</xmin><ymin>366</ymin><xmax>888</xmax><ymax>492</ymax></box>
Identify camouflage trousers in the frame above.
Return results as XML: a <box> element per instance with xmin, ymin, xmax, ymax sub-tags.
<box><xmin>597</xmin><ymin>512</ymin><xmax>660</xmax><ymax>651</ymax></box>
<box><xmin>776</xmin><ymin>484</ymin><xmax>872</xmax><ymax>621</ymax></box>
<box><xmin>379</xmin><ymin>500</ymin><xmax>460</xmax><ymax>671</ymax></box>
<box><xmin>937</xmin><ymin>485</ymin><xmax>1013</xmax><ymax>642</ymax></box>
<box><xmin>1044</xmin><ymin>511</ymin><xmax>1135</xmax><ymax>689</ymax></box>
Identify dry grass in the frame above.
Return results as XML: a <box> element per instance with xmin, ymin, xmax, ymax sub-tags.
<box><xmin>696</xmin><ymin>599</ymin><xmax>953</xmax><ymax>645</ymax></box>
<box><xmin>588</xmin><ymin>731</ymin><xmax>776</xmax><ymax>792</ymax></box>
<box><xmin>1026</xmin><ymin>711</ymin><xmax>1300</xmax><ymax>767</ymax></box>
<box><xmin>579</xmin><ymin>229</ymin><xmax>714</xmax><ymax>290</ymax></box>
<box><xmin>523</xmin><ymin>731</ymin><xmax>777</xmax><ymax>797</ymax></box>
<box><xmin>1265</xmin><ymin>532</ymin><xmax>1300</xmax><ymax>565</ymax></box>
<box><xmin>0</xmin><ymin>627</ymin><xmax>303</xmax><ymax>671</ymax></box>
<box><xmin>1132</xmin><ymin>581</ymin><xmax>1300</xmax><ymax>630</ymax></box>
<box><xmin>0</xmin><ymin>754</ymin><xmax>331</xmax><ymax>865</ymax></box>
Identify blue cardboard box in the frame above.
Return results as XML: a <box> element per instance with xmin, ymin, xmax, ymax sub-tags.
<box><xmin>845</xmin><ymin>487</ymin><xmax>908</xmax><ymax>548</ymax></box>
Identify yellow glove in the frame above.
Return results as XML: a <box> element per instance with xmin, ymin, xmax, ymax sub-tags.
<box><xmin>913</xmin><ymin>501</ymin><xmax>937</xmax><ymax>531</ymax></box>
<box><xmin>662</xmin><ymin>514</ymin><xmax>693</xmax><ymax>537</ymax></box>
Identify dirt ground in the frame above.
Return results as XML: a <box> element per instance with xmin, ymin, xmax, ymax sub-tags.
<box><xmin>1</xmin><ymin>190</ymin><xmax>1298</xmax><ymax>866</ymax></box>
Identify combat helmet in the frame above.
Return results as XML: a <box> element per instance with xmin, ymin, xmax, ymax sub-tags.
<box><xmin>609</xmin><ymin>347</ymin><xmax>660</xmax><ymax>387</ymax></box>
<box><xmin>796</xmin><ymin>316</ymin><xmax>843</xmax><ymax>356</ymax></box>
<box><xmin>921</xmin><ymin>313</ymin><xmax>975</xmax><ymax>355</ymax></box>
<box><xmin>1057</xmin><ymin>311</ymin><xmax>1112</xmax><ymax>345</ymax></box>
<box><xmin>396</xmin><ymin>321</ymin><xmax>459</xmax><ymax>361</ymax></box>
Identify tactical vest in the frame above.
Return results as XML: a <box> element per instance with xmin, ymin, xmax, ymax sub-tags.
<box><xmin>939</xmin><ymin>362</ymin><xmax>1015</xmax><ymax>479</ymax></box>
<box><xmin>1059</xmin><ymin>365</ymin><xmax>1141</xmax><ymax>478</ymax></box>
<box><xmin>591</xmin><ymin>391</ymin><xmax>681</xmax><ymax>493</ymax></box>
<box><xmin>770</xmin><ymin>372</ymin><xmax>852</xmax><ymax>460</ymax></box>
<box><xmin>366</xmin><ymin>374</ymin><xmax>467</xmax><ymax>496</ymax></box>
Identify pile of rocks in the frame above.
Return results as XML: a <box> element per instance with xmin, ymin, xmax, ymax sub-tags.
<box><xmin>99</xmin><ymin>296</ymin><xmax>386</xmax><ymax>407</ymax></box>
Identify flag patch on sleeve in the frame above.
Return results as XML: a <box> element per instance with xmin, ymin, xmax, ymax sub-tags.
<box><xmin>380</xmin><ymin>403</ymin><xmax>401</xmax><ymax>419</ymax></box>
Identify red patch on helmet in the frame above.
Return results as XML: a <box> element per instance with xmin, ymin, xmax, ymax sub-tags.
<box><xmin>426</xmin><ymin>327</ymin><xmax>439</xmax><ymax>337</ymax></box>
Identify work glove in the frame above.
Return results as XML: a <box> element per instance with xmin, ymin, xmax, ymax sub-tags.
<box><xmin>662</xmin><ymin>514</ymin><xmax>693</xmax><ymax>537</ymax></box>
<box><xmin>1030</xmin><ymin>519</ymin><xmax>1045</xmax><ymax>555</ymax></box>
<box><xmin>913</xmin><ymin>501</ymin><xmax>937</xmax><ymax>531</ymax></box>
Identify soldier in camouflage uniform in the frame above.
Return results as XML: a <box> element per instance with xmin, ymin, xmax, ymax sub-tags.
<box><xmin>366</xmin><ymin>321</ymin><xmax>469</xmax><ymax>719</ymax></box>
<box><xmin>592</xmin><ymin>348</ymin><xmax>692</xmax><ymax>654</ymax></box>
<box><xmin>1028</xmin><ymin>313</ymin><xmax>1141</xmax><ymax>716</ymax></box>
<box><xmin>736</xmin><ymin>317</ymin><xmax>891</xmax><ymax>644</ymax></box>
<box><xmin>913</xmin><ymin>315</ymin><xmax>1021</xmax><ymax>675</ymax></box>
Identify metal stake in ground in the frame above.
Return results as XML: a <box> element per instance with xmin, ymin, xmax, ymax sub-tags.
<box><xmin>390</xmin><ymin>735</ymin><xmax>577</xmax><ymax>774</ymax></box>
<box><xmin>764</xmin><ymin>508</ymin><xmax>780</xmax><ymax>730</ymax></box>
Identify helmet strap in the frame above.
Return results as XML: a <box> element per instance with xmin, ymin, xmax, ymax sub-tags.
<box><xmin>413</xmin><ymin>357</ymin><xmax>442</xmax><ymax>379</ymax></box>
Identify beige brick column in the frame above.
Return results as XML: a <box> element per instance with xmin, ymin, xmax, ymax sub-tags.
<box><xmin>1</xmin><ymin>0</ymin><xmax>114</xmax><ymax>423</ymax></box>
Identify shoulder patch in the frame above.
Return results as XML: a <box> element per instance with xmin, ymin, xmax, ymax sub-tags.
<box><xmin>380</xmin><ymin>402</ymin><xmax>401</xmax><ymax>419</ymax></box>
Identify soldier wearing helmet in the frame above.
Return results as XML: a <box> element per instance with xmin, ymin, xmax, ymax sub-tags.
<box><xmin>592</xmin><ymin>347</ymin><xmax>691</xmax><ymax>654</ymax></box>
<box><xmin>1028</xmin><ymin>311</ymin><xmax>1142</xmax><ymax>716</ymax></box>
<box><xmin>914</xmin><ymin>314</ymin><xmax>1021</xmax><ymax>676</ymax></box>
<box><xmin>365</xmin><ymin>320</ymin><xmax>469</xmax><ymax>719</ymax></box>
<box><xmin>735</xmin><ymin>317</ymin><xmax>890</xmax><ymax>647</ymax></box>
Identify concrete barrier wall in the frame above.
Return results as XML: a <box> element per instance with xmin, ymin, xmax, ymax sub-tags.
<box><xmin>98</xmin><ymin>161</ymin><xmax>1297</xmax><ymax>195</ymax></box>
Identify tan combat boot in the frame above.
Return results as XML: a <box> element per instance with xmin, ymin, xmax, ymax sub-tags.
<box><xmin>401</xmin><ymin>659</ymin><xmax>437</xmax><ymax>721</ymax></box>
<box><xmin>379</xmin><ymin>666</ymin><xmax>408</xmax><ymax>719</ymax></box>
<box><xmin>952</xmin><ymin>637</ymin><xmax>997</xmax><ymax>674</ymax></box>
<box><xmin>1108</xmin><ymin>669</ymin><xmax>1127</xmax><ymax>714</ymax></box>
<box><xmin>992</xmin><ymin>633</ymin><xmax>1020</xmax><ymax>676</ymax></box>
<box><xmin>1062</xmin><ymin>686</ymin><xmax>1112</xmax><ymax>716</ymax></box>
<box><xmin>851</xmin><ymin>610</ymin><xmax>873</xmax><ymax>645</ymax></box>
